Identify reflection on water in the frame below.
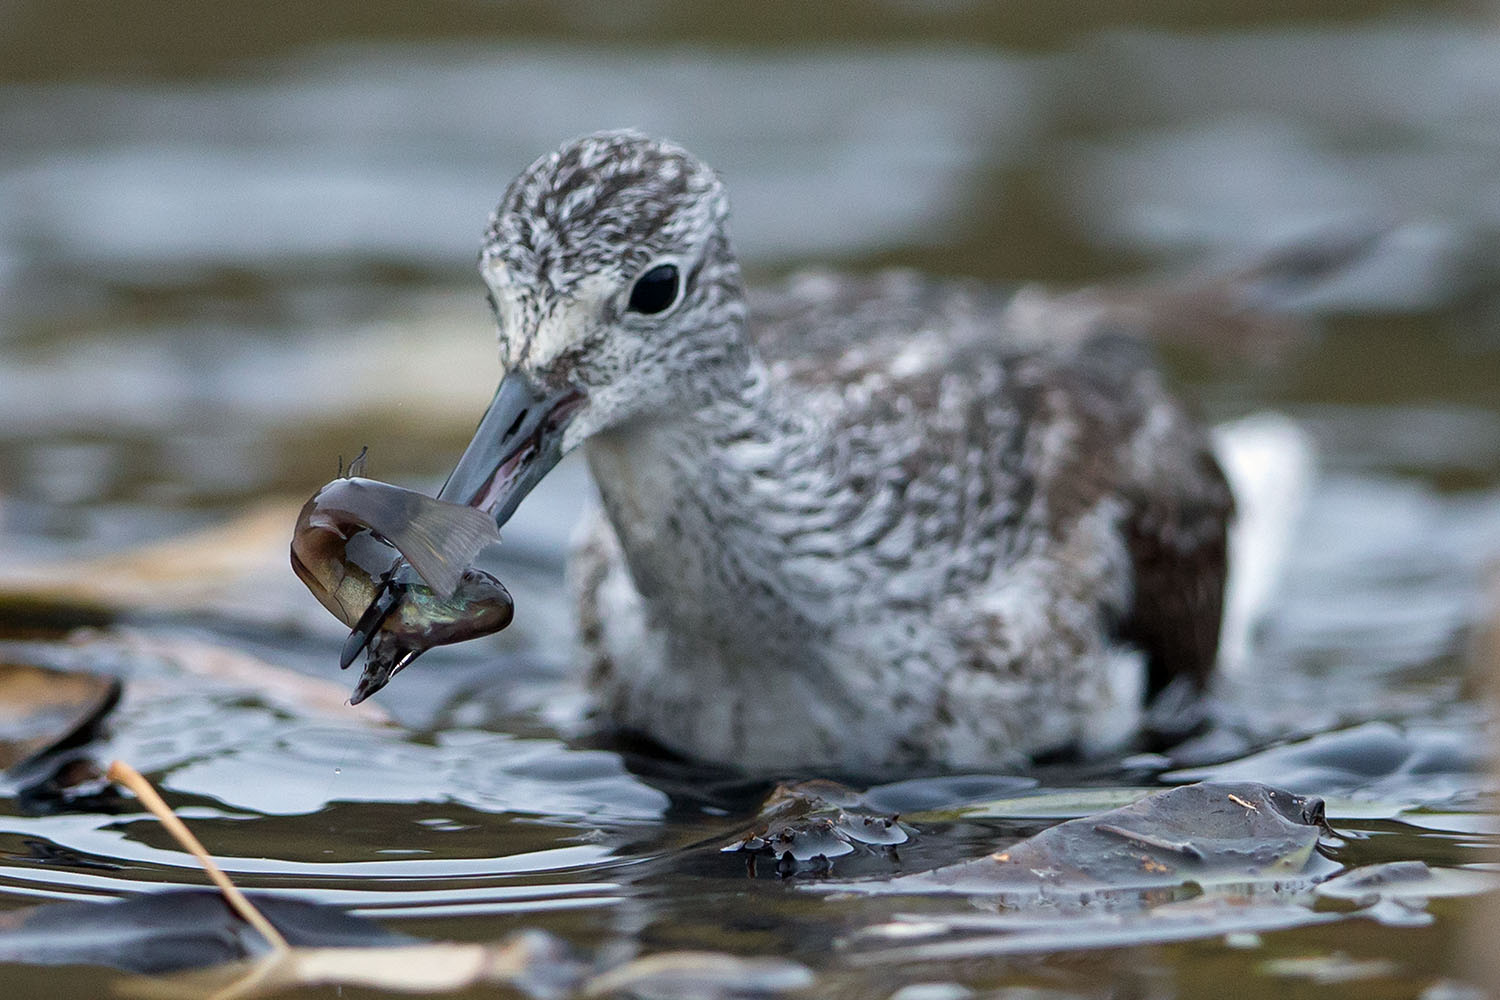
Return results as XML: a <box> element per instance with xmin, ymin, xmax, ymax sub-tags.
<box><xmin>0</xmin><ymin>3</ymin><xmax>1498</xmax><ymax>997</ymax></box>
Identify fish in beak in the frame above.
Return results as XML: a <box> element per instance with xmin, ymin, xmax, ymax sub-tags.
<box><xmin>290</xmin><ymin>475</ymin><xmax>515</xmax><ymax>705</ymax></box>
<box><xmin>337</xmin><ymin>372</ymin><xmax>586</xmax><ymax>700</ymax></box>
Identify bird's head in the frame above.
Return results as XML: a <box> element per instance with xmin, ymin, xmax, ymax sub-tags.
<box><xmin>440</xmin><ymin>129</ymin><xmax>748</xmax><ymax>522</ymax></box>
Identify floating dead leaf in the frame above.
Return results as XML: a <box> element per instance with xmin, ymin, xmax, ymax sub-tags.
<box><xmin>832</xmin><ymin>782</ymin><xmax>1334</xmax><ymax>901</ymax></box>
<box><xmin>0</xmin><ymin>659</ymin><xmax>120</xmax><ymax>771</ymax></box>
<box><xmin>837</xmin><ymin>782</ymin><xmax>1500</xmax><ymax>966</ymax></box>
<box><xmin>826</xmin><ymin>782</ymin><xmax>1500</xmax><ymax>965</ymax></box>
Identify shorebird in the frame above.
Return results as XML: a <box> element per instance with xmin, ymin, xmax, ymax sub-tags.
<box><xmin>345</xmin><ymin>129</ymin><xmax>1241</xmax><ymax>774</ymax></box>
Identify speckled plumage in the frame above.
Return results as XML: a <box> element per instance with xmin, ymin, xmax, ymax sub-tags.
<box><xmin>480</xmin><ymin>131</ymin><xmax>1232</xmax><ymax>774</ymax></box>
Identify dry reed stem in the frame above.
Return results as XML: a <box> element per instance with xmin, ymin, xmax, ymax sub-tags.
<box><xmin>106</xmin><ymin>759</ymin><xmax>289</xmax><ymax>953</ymax></box>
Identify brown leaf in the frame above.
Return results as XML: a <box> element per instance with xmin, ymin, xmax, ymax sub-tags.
<box><xmin>0</xmin><ymin>660</ymin><xmax>119</xmax><ymax>771</ymax></box>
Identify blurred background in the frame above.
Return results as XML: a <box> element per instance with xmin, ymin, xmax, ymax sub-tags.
<box><xmin>3</xmin><ymin>0</ymin><xmax>1498</xmax><ymax>545</ymax></box>
<box><xmin>0</xmin><ymin>2</ymin><xmax>1498</xmax><ymax>994</ymax></box>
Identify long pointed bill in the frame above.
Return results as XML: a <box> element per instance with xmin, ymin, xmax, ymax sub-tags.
<box><xmin>339</xmin><ymin>372</ymin><xmax>585</xmax><ymax>676</ymax></box>
<box><xmin>436</xmin><ymin>372</ymin><xmax>585</xmax><ymax>522</ymax></box>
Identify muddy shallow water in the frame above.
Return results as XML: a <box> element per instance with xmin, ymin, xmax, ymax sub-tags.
<box><xmin>1</xmin><ymin>2</ymin><xmax>1499</xmax><ymax>997</ymax></box>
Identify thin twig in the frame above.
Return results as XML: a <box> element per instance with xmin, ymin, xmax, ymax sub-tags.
<box><xmin>1093</xmin><ymin>822</ymin><xmax>1205</xmax><ymax>860</ymax></box>
<box><xmin>107</xmin><ymin>759</ymin><xmax>289</xmax><ymax>953</ymax></box>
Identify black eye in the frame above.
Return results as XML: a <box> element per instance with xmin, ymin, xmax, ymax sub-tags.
<box><xmin>627</xmin><ymin>263</ymin><xmax>680</xmax><ymax>315</ymax></box>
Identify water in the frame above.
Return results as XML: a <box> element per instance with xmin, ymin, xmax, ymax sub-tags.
<box><xmin>0</xmin><ymin>3</ymin><xmax>1498</xmax><ymax>996</ymax></box>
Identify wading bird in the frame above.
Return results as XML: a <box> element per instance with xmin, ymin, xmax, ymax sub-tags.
<box><xmin>341</xmin><ymin>130</ymin><xmax>1246</xmax><ymax>774</ymax></box>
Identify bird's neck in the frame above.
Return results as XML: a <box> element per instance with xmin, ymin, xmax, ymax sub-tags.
<box><xmin>583</xmin><ymin>340</ymin><xmax>836</xmax><ymax>640</ymax></box>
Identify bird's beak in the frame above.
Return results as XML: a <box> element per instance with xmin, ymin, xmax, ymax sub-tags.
<box><xmin>436</xmin><ymin>371</ymin><xmax>586</xmax><ymax>523</ymax></box>
<box><xmin>338</xmin><ymin>371</ymin><xmax>584</xmax><ymax>676</ymax></box>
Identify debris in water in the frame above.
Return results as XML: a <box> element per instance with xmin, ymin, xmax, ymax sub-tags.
<box><xmin>722</xmin><ymin>779</ymin><xmax>911</xmax><ymax>875</ymax></box>
<box><xmin>836</xmin><ymin>782</ymin><xmax>1333</xmax><ymax>900</ymax></box>
<box><xmin>830</xmin><ymin>781</ymin><xmax>1387</xmax><ymax>964</ymax></box>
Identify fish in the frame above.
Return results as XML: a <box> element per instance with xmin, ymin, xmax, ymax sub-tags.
<box><xmin>290</xmin><ymin>475</ymin><xmax>513</xmax><ymax>703</ymax></box>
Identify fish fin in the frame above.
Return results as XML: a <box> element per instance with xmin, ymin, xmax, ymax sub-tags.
<box><xmin>323</xmin><ymin>479</ymin><xmax>500</xmax><ymax>598</ymax></box>
<box><xmin>384</xmin><ymin>498</ymin><xmax>500</xmax><ymax>598</ymax></box>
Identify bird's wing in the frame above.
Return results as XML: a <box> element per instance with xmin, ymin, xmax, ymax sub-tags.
<box><xmin>1058</xmin><ymin>331</ymin><xmax>1235</xmax><ymax>700</ymax></box>
<box><xmin>1118</xmin><ymin>450</ymin><xmax>1234</xmax><ymax>699</ymax></box>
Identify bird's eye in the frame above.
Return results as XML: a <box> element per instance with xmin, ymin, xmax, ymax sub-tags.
<box><xmin>627</xmin><ymin>263</ymin><xmax>680</xmax><ymax>315</ymax></box>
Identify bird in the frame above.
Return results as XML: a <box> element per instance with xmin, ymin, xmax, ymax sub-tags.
<box><xmin>347</xmin><ymin>128</ymin><xmax>1241</xmax><ymax>776</ymax></box>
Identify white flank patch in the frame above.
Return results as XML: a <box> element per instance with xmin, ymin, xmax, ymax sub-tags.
<box><xmin>1212</xmin><ymin>412</ymin><xmax>1318</xmax><ymax>674</ymax></box>
<box><xmin>1081</xmin><ymin>646</ymin><xmax>1148</xmax><ymax>755</ymax></box>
